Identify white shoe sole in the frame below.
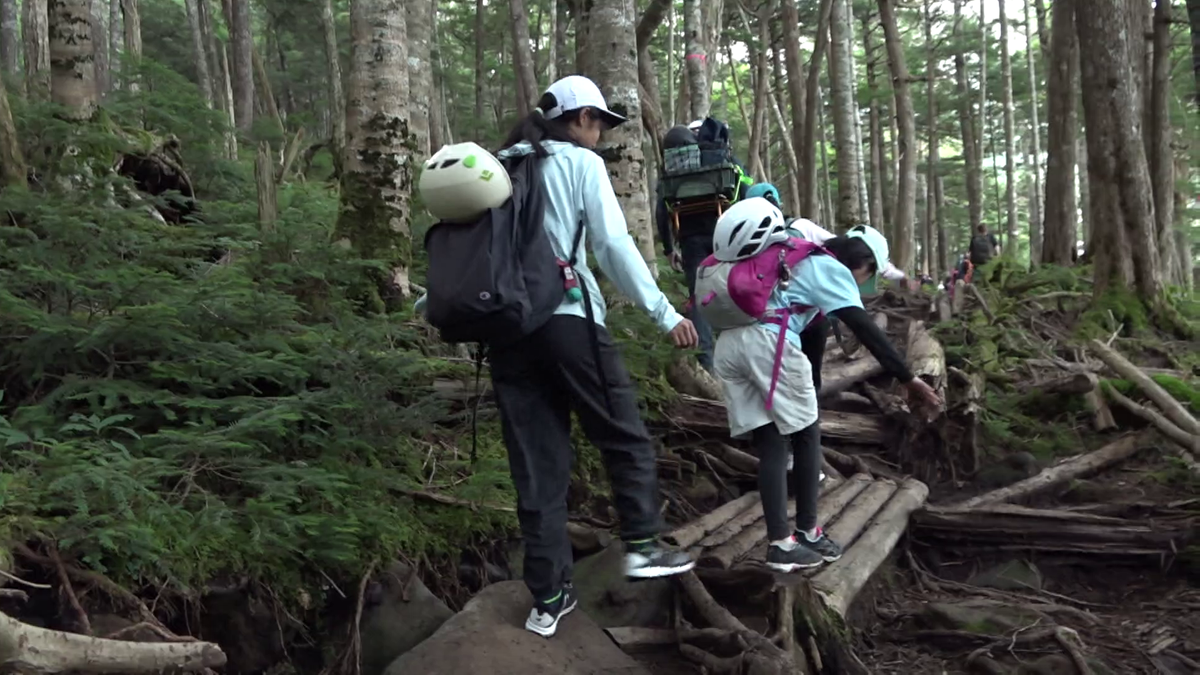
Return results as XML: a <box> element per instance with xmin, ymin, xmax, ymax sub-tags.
<box><xmin>524</xmin><ymin>598</ymin><xmax>578</xmax><ymax>638</ymax></box>
<box><xmin>766</xmin><ymin>560</ymin><xmax>824</xmax><ymax>573</ymax></box>
<box><xmin>624</xmin><ymin>560</ymin><xmax>696</xmax><ymax>579</ymax></box>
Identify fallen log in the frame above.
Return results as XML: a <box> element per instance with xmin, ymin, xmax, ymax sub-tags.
<box><xmin>1088</xmin><ymin>339</ymin><xmax>1200</xmax><ymax>436</ymax></box>
<box><xmin>1104</xmin><ymin>383</ymin><xmax>1199</xmax><ymax>453</ymax></box>
<box><xmin>705</xmin><ymin>443</ymin><xmax>760</xmax><ymax>473</ymax></box>
<box><xmin>664</xmin><ymin>396</ymin><xmax>888</xmax><ymax>444</ymax></box>
<box><xmin>818</xmin><ymin>357</ymin><xmax>884</xmax><ymax>399</ymax></box>
<box><xmin>949</xmin><ymin>433</ymin><xmax>1151</xmax><ymax>509</ymax></box>
<box><xmin>0</xmin><ymin>612</ymin><xmax>226</xmax><ymax>673</ymax></box>
<box><xmin>905</xmin><ymin>321</ymin><xmax>946</xmax><ymax>412</ymax></box>
<box><xmin>667</xmin><ymin>491</ymin><xmax>761</xmax><ymax>549</ymax></box>
<box><xmin>810</xmin><ymin>478</ymin><xmax>930</xmax><ymax>616</ymax></box>
<box><xmin>666</xmin><ymin>356</ymin><xmax>724</xmax><ymax>401</ymax></box>
<box><xmin>822</xmin><ymin>479</ymin><xmax>898</xmax><ymax>550</ymax></box>
<box><xmin>699</xmin><ymin>474</ymin><xmax>872</xmax><ymax>569</ymax></box>
<box><xmin>1019</xmin><ymin>372</ymin><xmax>1100</xmax><ymax>396</ymax></box>
<box><xmin>912</xmin><ymin>504</ymin><xmax>1194</xmax><ymax>557</ymax></box>
<box><xmin>1082</xmin><ymin>372</ymin><xmax>1118</xmax><ymax>432</ymax></box>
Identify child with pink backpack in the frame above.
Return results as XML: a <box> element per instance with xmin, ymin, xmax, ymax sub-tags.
<box><xmin>695</xmin><ymin>198</ymin><xmax>941</xmax><ymax>571</ymax></box>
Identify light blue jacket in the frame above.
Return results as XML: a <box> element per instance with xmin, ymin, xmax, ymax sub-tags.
<box><xmin>418</xmin><ymin>141</ymin><xmax>681</xmax><ymax>334</ymax></box>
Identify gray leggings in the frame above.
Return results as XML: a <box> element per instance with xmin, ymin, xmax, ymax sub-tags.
<box><xmin>752</xmin><ymin>421</ymin><xmax>822</xmax><ymax>541</ymax></box>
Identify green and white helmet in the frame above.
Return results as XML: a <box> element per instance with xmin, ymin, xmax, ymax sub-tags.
<box><xmin>845</xmin><ymin>224</ymin><xmax>890</xmax><ymax>294</ymax></box>
<box><xmin>418</xmin><ymin>142</ymin><xmax>512</xmax><ymax>223</ymax></box>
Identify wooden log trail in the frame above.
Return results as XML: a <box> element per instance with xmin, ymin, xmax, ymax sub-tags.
<box><xmin>665</xmin><ymin>395</ymin><xmax>888</xmax><ymax>444</ymax></box>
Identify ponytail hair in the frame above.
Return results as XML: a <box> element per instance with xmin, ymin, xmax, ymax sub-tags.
<box><xmin>500</xmin><ymin>92</ymin><xmax>585</xmax><ymax>158</ymax></box>
<box><xmin>822</xmin><ymin>235</ymin><xmax>878</xmax><ymax>276</ymax></box>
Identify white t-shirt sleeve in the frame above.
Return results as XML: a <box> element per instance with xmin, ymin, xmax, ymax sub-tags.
<box><xmin>578</xmin><ymin>153</ymin><xmax>683</xmax><ymax>333</ymax></box>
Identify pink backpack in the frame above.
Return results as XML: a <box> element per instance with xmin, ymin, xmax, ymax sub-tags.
<box><xmin>694</xmin><ymin>237</ymin><xmax>830</xmax><ymax>410</ymax></box>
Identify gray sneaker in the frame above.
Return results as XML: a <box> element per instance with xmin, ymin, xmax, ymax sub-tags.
<box><xmin>765</xmin><ymin>538</ymin><xmax>824</xmax><ymax>572</ymax></box>
<box><xmin>796</xmin><ymin>527</ymin><xmax>843</xmax><ymax>562</ymax></box>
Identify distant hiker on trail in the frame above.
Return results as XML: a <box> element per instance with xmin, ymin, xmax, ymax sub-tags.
<box><xmin>418</xmin><ymin>75</ymin><xmax>699</xmax><ymax>639</ymax></box>
<box><xmin>969</xmin><ymin>224</ymin><xmax>1001</xmax><ymax>267</ymax></box>
<box><xmin>695</xmin><ymin>198</ymin><xmax>942</xmax><ymax>573</ymax></box>
<box><xmin>655</xmin><ymin>117</ymin><xmax>753</xmax><ymax>372</ymax></box>
<box><xmin>744</xmin><ymin>182</ymin><xmax>912</xmax><ymax>393</ymax></box>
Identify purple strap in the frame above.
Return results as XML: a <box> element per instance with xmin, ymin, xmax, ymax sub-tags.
<box><xmin>760</xmin><ymin>305</ymin><xmax>819</xmax><ymax>411</ymax></box>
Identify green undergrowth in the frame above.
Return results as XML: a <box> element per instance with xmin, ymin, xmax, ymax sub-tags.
<box><xmin>0</xmin><ymin>66</ymin><xmax>689</xmax><ymax>614</ymax></box>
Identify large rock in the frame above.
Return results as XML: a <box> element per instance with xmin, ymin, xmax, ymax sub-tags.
<box><xmin>572</xmin><ymin>543</ymin><xmax>672</xmax><ymax>628</ymax></box>
<box><xmin>360</xmin><ymin>563</ymin><xmax>455</xmax><ymax>675</ymax></box>
<box><xmin>383</xmin><ymin>581</ymin><xmax>651</xmax><ymax>675</ymax></box>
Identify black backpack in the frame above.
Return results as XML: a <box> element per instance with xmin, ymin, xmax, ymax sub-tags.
<box><xmin>969</xmin><ymin>233</ymin><xmax>993</xmax><ymax>266</ymax></box>
<box><xmin>423</xmin><ymin>153</ymin><xmax>566</xmax><ymax>348</ymax></box>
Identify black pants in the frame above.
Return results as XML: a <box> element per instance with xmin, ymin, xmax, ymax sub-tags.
<box><xmin>490</xmin><ymin>315</ymin><xmax>663</xmax><ymax>602</ymax></box>
<box><xmin>752</xmin><ymin>421</ymin><xmax>822</xmax><ymax>541</ymax></box>
<box><xmin>680</xmin><ymin>234</ymin><xmax>715</xmax><ymax>371</ymax></box>
<box><xmin>799</xmin><ymin>315</ymin><xmax>829</xmax><ymax>393</ymax></box>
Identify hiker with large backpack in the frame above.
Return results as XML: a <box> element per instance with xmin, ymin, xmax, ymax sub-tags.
<box><xmin>654</xmin><ymin>118</ymin><xmax>753</xmax><ymax>372</ymax></box>
<box><xmin>742</xmin><ymin>182</ymin><xmax>911</xmax><ymax>392</ymax></box>
<box><xmin>969</xmin><ymin>224</ymin><xmax>1001</xmax><ymax>267</ymax></box>
<box><xmin>418</xmin><ymin>75</ymin><xmax>698</xmax><ymax>640</ymax></box>
<box><xmin>695</xmin><ymin>198</ymin><xmax>942</xmax><ymax>573</ymax></box>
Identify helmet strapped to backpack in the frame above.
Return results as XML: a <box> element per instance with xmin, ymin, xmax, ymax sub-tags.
<box><xmin>711</xmin><ymin>197</ymin><xmax>789</xmax><ymax>262</ymax></box>
<box><xmin>419</xmin><ymin>142</ymin><xmax>513</xmax><ymax>223</ymax></box>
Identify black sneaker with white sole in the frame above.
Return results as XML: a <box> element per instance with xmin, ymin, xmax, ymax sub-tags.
<box><xmin>796</xmin><ymin>527</ymin><xmax>843</xmax><ymax>562</ymax></box>
<box><xmin>524</xmin><ymin>585</ymin><xmax>578</xmax><ymax>638</ymax></box>
<box><xmin>624</xmin><ymin>540</ymin><xmax>695</xmax><ymax>579</ymax></box>
<box><xmin>765</xmin><ymin>538</ymin><xmax>824</xmax><ymax>572</ymax></box>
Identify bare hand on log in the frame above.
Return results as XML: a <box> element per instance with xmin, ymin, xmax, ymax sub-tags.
<box><xmin>904</xmin><ymin>378</ymin><xmax>943</xmax><ymax>420</ymax></box>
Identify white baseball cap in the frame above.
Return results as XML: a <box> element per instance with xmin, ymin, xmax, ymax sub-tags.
<box><xmin>687</xmin><ymin>119</ymin><xmax>704</xmax><ymax>131</ymax></box>
<box><xmin>845</xmin><ymin>224</ymin><xmax>891</xmax><ymax>294</ymax></box>
<box><xmin>543</xmin><ymin>76</ymin><xmax>628</xmax><ymax>128</ymax></box>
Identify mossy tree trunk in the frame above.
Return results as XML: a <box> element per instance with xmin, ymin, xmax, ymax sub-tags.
<box><xmin>336</xmin><ymin>0</ymin><xmax>415</xmax><ymax>312</ymax></box>
<box><xmin>23</xmin><ymin>0</ymin><xmax>50</xmax><ymax>100</ymax></box>
<box><xmin>408</xmin><ymin>0</ymin><xmax>433</xmax><ymax>156</ymax></box>
<box><xmin>589</xmin><ymin>0</ymin><xmax>657</xmax><ymax>275</ymax></box>
<box><xmin>0</xmin><ymin>71</ymin><xmax>25</xmax><ymax>187</ymax></box>
<box><xmin>320</xmin><ymin>0</ymin><xmax>345</xmax><ymax>166</ymax></box>
<box><xmin>183</xmin><ymin>0</ymin><xmax>212</xmax><ymax>107</ymax></box>
<box><xmin>0</xmin><ymin>0</ymin><xmax>17</xmax><ymax>74</ymax></box>
<box><xmin>1041</xmin><ymin>0</ymin><xmax>1078</xmax><ymax>266</ymax></box>
<box><xmin>49</xmin><ymin>0</ymin><xmax>96</xmax><ymax>121</ymax></box>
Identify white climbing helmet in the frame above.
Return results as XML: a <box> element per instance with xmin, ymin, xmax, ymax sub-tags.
<box><xmin>687</xmin><ymin>119</ymin><xmax>704</xmax><ymax>132</ymax></box>
<box><xmin>418</xmin><ymin>142</ymin><xmax>512</xmax><ymax>223</ymax></box>
<box><xmin>712</xmin><ymin>197</ymin><xmax>788</xmax><ymax>262</ymax></box>
<box><xmin>845</xmin><ymin>224</ymin><xmax>891</xmax><ymax>293</ymax></box>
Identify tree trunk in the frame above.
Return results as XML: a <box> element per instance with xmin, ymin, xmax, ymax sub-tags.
<box><xmin>23</xmin><ymin>0</ymin><xmax>50</xmax><ymax>100</ymax></box>
<box><xmin>108</xmin><ymin>0</ymin><xmax>120</xmax><ymax>84</ymax></box>
<box><xmin>1024</xmin><ymin>0</ymin><xmax>1043</xmax><ymax>265</ymax></box>
<box><xmin>1041</xmin><ymin>0</ymin><xmax>1078</xmax><ymax>266</ymax></box>
<box><xmin>952</xmin><ymin>0</ymin><xmax>982</xmax><ymax>236</ymax></box>
<box><xmin>119</xmin><ymin>0</ymin><xmax>139</xmax><ymax>94</ymax></box>
<box><xmin>818</xmin><ymin>87</ymin><xmax>835</xmax><ymax>227</ymax></box>
<box><xmin>1187</xmin><ymin>0</ymin><xmax>1200</xmax><ymax>104</ymax></box>
<box><xmin>320</xmin><ymin>0</ymin><xmax>345</xmax><ymax>164</ymax></box>
<box><xmin>509</xmin><ymin>0</ymin><xmax>538</xmax><ymax>118</ymax></box>
<box><xmin>829</xmin><ymin>0</ymin><xmax>862</xmax><ymax>229</ymax></box>
<box><xmin>183</xmin><ymin>0</ymin><xmax>212</xmax><ymax>106</ymax></box>
<box><xmin>0</xmin><ymin>72</ymin><xmax>25</xmax><ymax>186</ymax></box>
<box><xmin>474</xmin><ymin>0</ymin><xmax>485</xmax><ymax>136</ymax></box>
<box><xmin>90</xmin><ymin>6</ymin><xmax>107</xmax><ymax>96</ymax></box>
<box><xmin>1174</xmin><ymin>155</ymin><xmax>1193</xmax><ymax>290</ymax></box>
<box><xmin>876</xmin><ymin>0</ymin><xmax>915</xmax><ymax>272</ymax></box>
<box><xmin>251</xmin><ymin>48</ymin><xmax>282</xmax><ymax>133</ymax></box>
<box><xmin>430</xmin><ymin>0</ymin><xmax>450</xmax><ymax>150</ymax></box>
<box><xmin>408</xmin><ymin>0</ymin><xmax>433</xmax><ymax>157</ymax></box>
<box><xmin>925</xmin><ymin>0</ymin><xmax>940</xmax><ymax>273</ymax></box>
<box><xmin>683</xmin><ymin>0</ymin><xmax>707</xmax><ymax>121</ymax></box>
<box><xmin>230</xmin><ymin>0</ymin><xmax>253</xmax><ymax>130</ymax></box>
<box><xmin>337</xmin><ymin>0</ymin><xmax>415</xmax><ymax>309</ymax></box>
<box><xmin>782</xmin><ymin>0</ymin><xmax>806</xmax><ymax>210</ymax></box>
<box><xmin>863</xmin><ymin>9</ymin><xmax>885</xmax><ymax>233</ymax></box>
<box><xmin>1077</xmin><ymin>133</ymin><xmax>1090</xmax><ymax>250</ymax></box>
<box><xmin>846</xmin><ymin>3</ymin><xmax>869</xmax><ymax>218</ymax></box>
<box><xmin>745</xmin><ymin>6</ymin><xmax>769</xmax><ymax>179</ymax></box>
<box><xmin>49</xmin><ymin>0</ymin><xmax>96</xmax><ymax>120</ymax></box>
<box><xmin>770</xmin><ymin>37</ymin><xmax>800</xmax><ymax>212</ymax></box>
<box><xmin>999</xmin><ymin>0</ymin><xmax>1018</xmax><ymax>251</ymax></box>
<box><xmin>700</xmin><ymin>0</ymin><xmax>723</xmax><ymax>87</ymax></box>
<box><xmin>574</xmin><ymin>0</ymin><xmax>590</xmax><ymax>75</ymax></box>
<box><xmin>217</xmin><ymin>45</ymin><xmax>237</xmax><ymax>159</ymax></box>
<box><xmin>0</xmin><ymin>0</ymin><xmax>18</xmax><ymax>74</ymax></box>
<box><xmin>1077</xmin><ymin>0</ymin><xmax>1161</xmax><ymax>301</ymax></box>
<box><xmin>555</xmin><ymin>0</ymin><xmax>570</xmax><ymax>79</ymax></box>
<box><xmin>801</xmin><ymin>0</ymin><xmax>832</xmax><ymax>219</ymax></box>
<box><xmin>1148</xmin><ymin>0</ymin><xmax>1176</xmax><ymax>283</ymax></box>
<box><xmin>590</xmin><ymin>0</ymin><xmax>657</xmax><ymax>274</ymax></box>
<box><xmin>978</xmin><ymin>0</ymin><xmax>988</xmax><ymax>221</ymax></box>
<box><xmin>935</xmin><ymin>175</ymin><xmax>947</xmax><ymax>272</ymax></box>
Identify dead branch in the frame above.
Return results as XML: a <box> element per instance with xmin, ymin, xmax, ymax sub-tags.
<box><xmin>393</xmin><ymin>488</ymin><xmax>515</xmax><ymax>512</ymax></box>
<box><xmin>705</xmin><ymin>443</ymin><xmax>760</xmax><ymax>473</ymax></box>
<box><xmin>967</xmin><ymin>285</ymin><xmax>996</xmax><ymax>323</ymax></box>
<box><xmin>1104</xmin><ymin>383</ymin><xmax>1199</xmax><ymax>452</ymax></box>
<box><xmin>602</xmin><ymin>627</ymin><xmax>678</xmax><ymax>654</ymax></box>
<box><xmin>1054</xmin><ymin>626</ymin><xmax>1095</xmax><ymax>675</ymax></box>
<box><xmin>0</xmin><ymin>611</ymin><xmax>225</xmax><ymax>673</ymax></box>
<box><xmin>949</xmin><ymin>433</ymin><xmax>1151</xmax><ymax>509</ymax></box>
<box><xmin>1089</xmin><ymin>339</ymin><xmax>1200</xmax><ymax>436</ymax></box>
<box><xmin>49</xmin><ymin>544</ymin><xmax>90</xmax><ymax>636</ymax></box>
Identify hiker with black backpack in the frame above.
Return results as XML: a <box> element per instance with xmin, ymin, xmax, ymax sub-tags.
<box><xmin>419</xmin><ymin>75</ymin><xmax>698</xmax><ymax>640</ymax></box>
<box><xmin>969</xmin><ymin>224</ymin><xmax>1001</xmax><ymax>267</ymax></box>
<box><xmin>695</xmin><ymin>198</ymin><xmax>943</xmax><ymax>573</ymax></box>
<box><xmin>654</xmin><ymin>118</ymin><xmax>753</xmax><ymax>372</ymax></box>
